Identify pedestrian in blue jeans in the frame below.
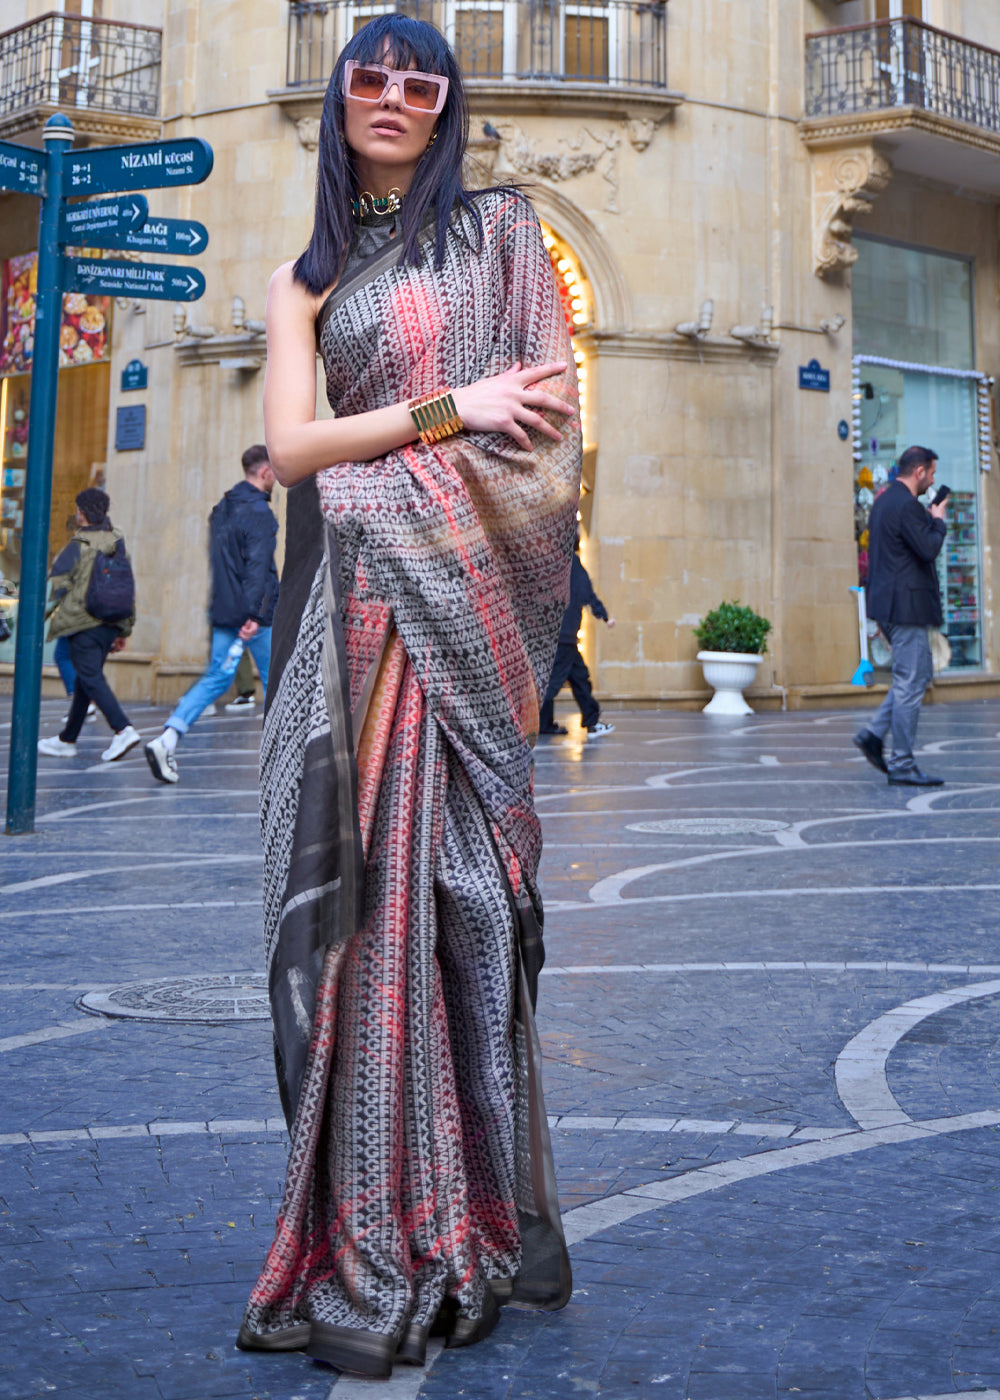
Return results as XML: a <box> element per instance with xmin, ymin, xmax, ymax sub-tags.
<box><xmin>145</xmin><ymin>445</ymin><xmax>279</xmax><ymax>784</ymax></box>
<box><xmin>853</xmin><ymin>444</ymin><xmax>948</xmax><ymax>787</ymax></box>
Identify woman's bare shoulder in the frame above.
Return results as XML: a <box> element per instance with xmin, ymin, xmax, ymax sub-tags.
<box><xmin>268</xmin><ymin>260</ymin><xmax>325</xmax><ymax>311</ymax></box>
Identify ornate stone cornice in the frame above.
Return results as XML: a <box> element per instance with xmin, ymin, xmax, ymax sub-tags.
<box><xmin>174</xmin><ymin>332</ymin><xmax>266</xmax><ymax>370</ymax></box>
<box><xmin>800</xmin><ymin>106</ymin><xmax>1000</xmax><ymax>165</ymax></box>
<box><xmin>806</xmin><ymin>142</ymin><xmax>893</xmax><ymax>280</ymax></box>
<box><xmin>268</xmin><ymin>82</ymin><xmax>683</xmax><ymax>136</ymax></box>
<box><xmin>466</xmin><ymin>81</ymin><xmax>683</xmax><ymax>123</ymax></box>
<box><xmin>584</xmin><ymin>330</ymin><xmax>780</xmax><ymax>365</ymax></box>
<box><xmin>0</xmin><ymin>105</ymin><xmax>161</xmax><ymax>146</ymax></box>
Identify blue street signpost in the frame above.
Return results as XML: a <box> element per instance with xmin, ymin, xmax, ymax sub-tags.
<box><xmin>61</xmin><ymin>196</ymin><xmax>209</xmax><ymax>257</ymax></box>
<box><xmin>64</xmin><ymin>257</ymin><xmax>206</xmax><ymax>301</ymax></box>
<box><xmin>66</xmin><ymin>137</ymin><xmax>213</xmax><ymax>195</ymax></box>
<box><xmin>0</xmin><ymin>141</ymin><xmax>45</xmax><ymax>196</ymax></box>
<box><xmin>95</xmin><ymin>216</ymin><xmax>209</xmax><ymax>257</ymax></box>
<box><xmin>4</xmin><ymin>116</ymin><xmax>212</xmax><ymax>835</ymax></box>
<box><xmin>60</xmin><ymin>193</ymin><xmax>148</xmax><ymax>244</ymax></box>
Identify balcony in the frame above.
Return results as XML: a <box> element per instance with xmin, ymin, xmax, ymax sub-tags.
<box><xmin>802</xmin><ymin>18</ymin><xmax>1000</xmax><ymax>192</ymax></box>
<box><xmin>272</xmin><ymin>0</ymin><xmax>681</xmax><ymax>128</ymax></box>
<box><xmin>0</xmin><ymin>12</ymin><xmax>162</xmax><ymax>145</ymax></box>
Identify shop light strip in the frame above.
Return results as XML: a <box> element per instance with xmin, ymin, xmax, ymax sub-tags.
<box><xmin>854</xmin><ymin>353</ymin><xmax>990</xmax><ymax>382</ymax></box>
<box><xmin>853</xmin><ymin>354</ymin><xmax>992</xmax><ymax>474</ymax></box>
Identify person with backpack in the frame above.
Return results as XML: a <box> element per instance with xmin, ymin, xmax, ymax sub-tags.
<box><xmin>144</xmin><ymin>445</ymin><xmax>278</xmax><ymax>784</ymax></box>
<box><xmin>37</xmin><ymin>488</ymin><xmax>141</xmax><ymax>763</ymax></box>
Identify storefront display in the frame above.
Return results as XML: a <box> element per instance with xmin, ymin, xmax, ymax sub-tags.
<box><xmin>0</xmin><ymin>251</ymin><xmax>113</xmax><ymax>666</ymax></box>
<box><xmin>853</xmin><ymin>238</ymin><xmax>988</xmax><ymax>672</ymax></box>
<box><xmin>945</xmin><ymin>490</ymin><xmax>980</xmax><ymax>667</ymax></box>
<box><xmin>0</xmin><ymin>252</ymin><xmax>111</xmax><ymax>375</ymax></box>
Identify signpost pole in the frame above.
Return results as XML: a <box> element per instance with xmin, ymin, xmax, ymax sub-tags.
<box><xmin>5</xmin><ymin>114</ymin><xmax>74</xmax><ymax>835</ymax></box>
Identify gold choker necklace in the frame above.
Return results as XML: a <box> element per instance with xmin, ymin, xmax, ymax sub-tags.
<box><xmin>352</xmin><ymin>187</ymin><xmax>403</xmax><ymax>219</ymax></box>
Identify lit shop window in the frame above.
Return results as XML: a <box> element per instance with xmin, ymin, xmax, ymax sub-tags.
<box><xmin>540</xmin><ymin>223</ymin><xmax>592</xmax><ymax>436</ymax></box>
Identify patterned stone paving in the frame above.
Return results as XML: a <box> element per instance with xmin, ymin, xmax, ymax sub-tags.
<box><xmin>2</xmin><ymin>693</ymin><xmax>1000</xmax><ymax>1398</ymax></box>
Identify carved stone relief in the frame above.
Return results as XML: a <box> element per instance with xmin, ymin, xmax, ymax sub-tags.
<box><xmin>493</xmin><ymin>122</ymin><xmax>622</xmax><ymax>213</ymax></box>
<box><xmin>626</xmin><ymin>118</ymin><xmax>657</xmax><ymax>152</ymax></box>
<box><xmin>295</xmin><ymin>117</ymin><xmax>321</xmax><ymax>151</ymax></box>
<box><xmin>812</xmin><ymin>145</ymin><xmax>893</xmax><ymax>279</ymax></box>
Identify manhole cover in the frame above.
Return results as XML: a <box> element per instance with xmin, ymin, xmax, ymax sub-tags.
<box><xmin>77</xmin><ymin>974</ymin><xmax>270</xmax><ymax>1023</ymax></box>
<box><xmin>626</xmin><ymin>818</ymin><xmax>789</xmax><ymax>835</ymax></box>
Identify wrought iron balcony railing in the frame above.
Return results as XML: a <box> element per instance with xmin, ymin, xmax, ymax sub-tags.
<box><xmin>805</xmin><ymin>17</ymin><xmax>1000</xmax><ymax>135</ymax></box>
<box><xmin>286</xmin><ymin>0</ymin><xmax>668</xmax><ymax>92</ymax></box>
<box><xmin>0</xmin><ymin>12</ymin><xmax>162</xmax><ymax>123</ymax></box>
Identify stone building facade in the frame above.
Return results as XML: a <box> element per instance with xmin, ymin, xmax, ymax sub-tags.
<box><xmin>2</xmin><ymin>0</ymin><xmax>999</xmax><ymax>708</ymax></box>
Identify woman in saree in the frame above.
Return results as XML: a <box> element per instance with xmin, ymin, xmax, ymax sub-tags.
<box><xmin>237</xmin><ymin>13</ymin><xmax>581</xmax><ymax>1379</ymax></box>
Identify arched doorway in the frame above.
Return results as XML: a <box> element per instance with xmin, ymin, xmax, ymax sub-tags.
<box><xmin>539</xmin><ymin>220</ymin><xmax>596</xmax><ymax>532</ymax></box>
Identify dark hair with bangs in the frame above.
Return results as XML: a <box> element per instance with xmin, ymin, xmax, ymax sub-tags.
<box><xmin>292</xmin><ymin>15</ymin><xmax>480</xmax><ymax>293</ymax></box>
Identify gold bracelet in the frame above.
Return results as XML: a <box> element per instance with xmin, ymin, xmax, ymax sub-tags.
<box><xmin>408</xmin><ymin>389</ymin><xmax>463</xmax><ymax>446</ymax></box>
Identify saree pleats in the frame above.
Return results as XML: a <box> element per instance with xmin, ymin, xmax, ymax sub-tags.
<box><xmin>243</xmin><ymin>191</ymin><xmax>580</xmax><ymax>1369</ymax></box>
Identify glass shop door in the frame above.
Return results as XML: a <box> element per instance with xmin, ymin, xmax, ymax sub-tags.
<box><xmin>854</xmin><ymin>362</ymin><xmax>984</xmax><ymax>669</ymax></box>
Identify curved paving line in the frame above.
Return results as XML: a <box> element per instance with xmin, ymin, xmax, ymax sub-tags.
<box><xmin>546</xmin><ymin>883</ymin><xmax>1000</xmax><ymax>915</ymax></box>
<box><xmin>559</xmin><ymin>1108</ymin><xmax>1000</xmax><ymax>1247</ymax></box>
<box><xmin>2</xmin><ymin>854</ymin><xmax>262</xmax><ymax>895</ymax></box>
<box><xmin>585</xmin><ymin>837</ymin><xmax>1000</xmax><ymax>905</ymax></box>
<box><xmin>358</xmin><ymin>1109</ymin><xmax>1000</xmax><ymax>1397</ymax></box>
<box><xmin>0</xmin><ymin>898</ymin><xmax>262</xmax><ymax>922</ymax></box>
<box><xmin>835</xmin><ymin>979</ymin><xmax>1000</xmax><ymax>1129</ymax></box>
<box><xmin>35</xmin><ymin>790</ymin><xmax>257</xmax><ymax>823</ymax></box>
<box><xmin>885</xmin><ymin>1392</ymin><xmax>1000</xmax><ymax>1400</ymax></box>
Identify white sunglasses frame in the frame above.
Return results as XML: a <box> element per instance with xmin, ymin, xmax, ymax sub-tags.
<box><xmin>343</xmin><ymin>60</ymin><xmax>450</xmax><ymax>115</ymax></box>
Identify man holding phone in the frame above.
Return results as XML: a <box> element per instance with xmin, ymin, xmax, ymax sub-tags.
<box><xmin>853</xmin><ymin>445</ymin><xmax>948</xmax><ymax>786</ymax></box>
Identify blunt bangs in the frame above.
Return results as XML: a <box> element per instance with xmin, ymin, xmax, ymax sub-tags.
<box><xmin>344</xmin><ymin>15</ymin><xmax>453</xmax><ymax>79</ymax></box>
<box><xmin>293</xmin><ymin>13</ymin><xmax>493</xmax><ymax>295</ymax></box>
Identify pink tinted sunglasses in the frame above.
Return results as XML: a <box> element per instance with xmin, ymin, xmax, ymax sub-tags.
<box><xmin>343</xmin><ymin>60</ymin><xmax>449</xmax><ymax>115</ymax></box>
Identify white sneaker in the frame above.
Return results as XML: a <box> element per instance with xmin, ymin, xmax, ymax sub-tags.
<box><xmin>61</xmin><ymin>703</ymin><xmax>98</xmax><ymax>723</ymax></box>
<box><xmin>38</xmin><ymin>736</ymin><xmax>77</xmax><ymax>757</ymax></box>
<box><xmin>144</xmin><ymin>736</ymin><xmax>179</xmax><ymax>784</ymax></box>
<box><xmin>586</xmin><ymin>721</ymin><xmax>615</xmax><ymax>738</ymax></box>
<box><xmin>101</xmin><ymin>725</ymin><xmax>141</xmax><ymax>762</ymax></box>
<box><xmin>224</xmin><ymin>694</ymin><xmax>256</xmax><ymax>714</ymax></box>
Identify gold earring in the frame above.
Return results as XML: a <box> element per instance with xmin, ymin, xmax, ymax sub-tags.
<box><xmin>426</xmin><ymin>129</ymin><xmax>438</xmax><ymax>151</ymax></box>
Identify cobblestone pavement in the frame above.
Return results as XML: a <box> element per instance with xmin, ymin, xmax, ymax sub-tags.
<box><xmin>3</xmin><ymin>693</ymin><xmax>1000</xmax><ymax>1400</ymax></box>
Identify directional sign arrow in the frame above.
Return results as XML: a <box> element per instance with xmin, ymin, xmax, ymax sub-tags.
<box><xmin>60</xmin><ymin>194</ymin><xmax>149</xmax><ymax>245</ymax></box>
<box><xmin>0</xmin><ymin>140</ymin><xmax>44</xmax><ymax>196</ymax></box>
<box><xmin>62</xmin><ymin>256</ymin><xmax>206</xmax><ymax>302</ymax></box>
<box><xmin>65</xmin><ymin>137</ymin><xmax>213</xmax><ymax>196</ymax></box>
<box><xmin>108</xmin><ymin>214</ymin><xmax>210</xmax><ymax>257</ymax></box>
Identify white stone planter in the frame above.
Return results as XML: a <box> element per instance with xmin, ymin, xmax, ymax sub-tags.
<box><xmin>697</xmin><ymin>650</ymin><xmax>764</xmax><ymax>715</ymax></box>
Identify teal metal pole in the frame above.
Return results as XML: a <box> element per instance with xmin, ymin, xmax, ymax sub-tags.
<box><xmin>5</xmin><ymin>114</ymin><xmax>75</xmax><ymax>835</ymax></box>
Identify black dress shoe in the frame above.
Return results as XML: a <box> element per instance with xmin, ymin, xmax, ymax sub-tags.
<box><xmin>539</xmin><ymin>724</ymin><xmax>568</xmax><ymax>735</ymax></box>
<box><xmin>887</xmin><ymin>767</ymin><xmax>944</xmax><ymax>787</ymax></box>
<box><xmin>853</xmin><ymin>728</ymin><xmax>888</xmax><ymax>774</ymax></box>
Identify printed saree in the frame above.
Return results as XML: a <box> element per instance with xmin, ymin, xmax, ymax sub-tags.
<box><xmin>239</xmin><ymin>190</ymin><xmax>581</xmax><ymax>1376</ymax></box>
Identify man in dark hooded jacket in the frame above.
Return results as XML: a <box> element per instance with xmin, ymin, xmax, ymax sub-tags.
<box><xmin>145</xmin><ymin>445</ymin><xmax>278</xmax><ymax>783</ymax></box>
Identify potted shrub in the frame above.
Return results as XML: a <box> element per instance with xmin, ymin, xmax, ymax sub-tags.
<box><xmin>693</xmin><ymin>601</ymin><xmax>772</xmax><ymax>715</ymax></box>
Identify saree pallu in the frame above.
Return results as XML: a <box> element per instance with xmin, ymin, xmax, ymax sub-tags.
<box><xmin>239</xmin><ymin>191</ymin><xmax>581</xmax><ymax>1375</ymax></box>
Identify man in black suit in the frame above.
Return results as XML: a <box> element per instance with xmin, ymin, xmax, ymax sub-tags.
<box><xmin>853</xmin><ymin>445</ymin><xmax>948</xmax><ymax>786</ymax></box>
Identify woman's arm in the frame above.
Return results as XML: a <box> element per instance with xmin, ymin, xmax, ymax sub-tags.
<box><xmin>263</xmin><ymin>262</ymin><xmax>414</xmax><ymax>487</ymax></box>
<box><xmin>263</xmin><ymin>262</ymin><xmax>574</xmax><ymax>487</ymax></box>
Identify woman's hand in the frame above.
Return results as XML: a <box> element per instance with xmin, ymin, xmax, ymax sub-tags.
<box><xmin>453</xmin><ymin>362</ymin><xmax>574</xmax><ymax>450</ymax></box>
